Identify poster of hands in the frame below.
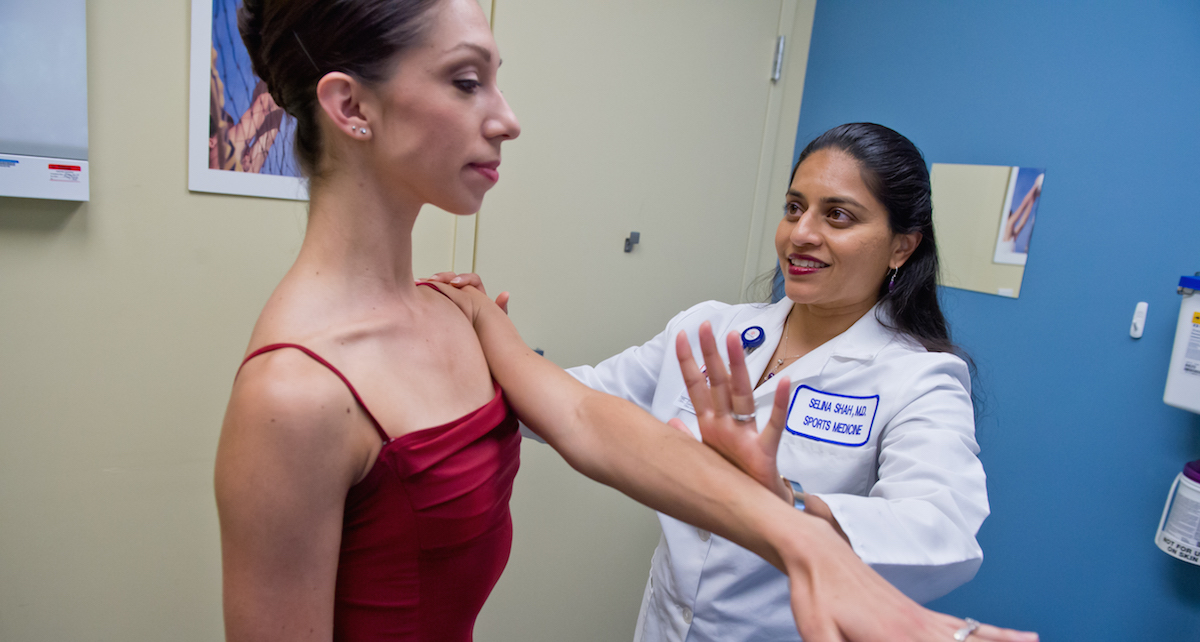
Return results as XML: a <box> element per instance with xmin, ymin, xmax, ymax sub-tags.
<box><xmin>993</xmin><ymin>167</ymin><xmax>1045</xmax><ymax>266</ymax></box>
<box><xmin>188</xmin><ymin>0</ymin><xmax>307</xmax><ymax>200</ymax></box>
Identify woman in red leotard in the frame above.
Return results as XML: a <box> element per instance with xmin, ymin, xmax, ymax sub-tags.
<box><xmin>215</xmin><ymin>1</ymin><xmax>1041</xmax><ymax>641</ymax></box>
<box><xmin>216</xmin><ymin>0</ymin><xmax>523</xmax><ymax>639</ymax></box>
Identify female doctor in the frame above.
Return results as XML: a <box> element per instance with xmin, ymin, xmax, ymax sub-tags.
<box><xmin>436</xmin><ymin>123</ymin><xmax>991</xmax><ymax>641</ymax></box>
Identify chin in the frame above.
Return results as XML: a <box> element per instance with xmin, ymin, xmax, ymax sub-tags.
<box><xmin>441</xmin><ymin>203</ymin><xmax>482</xmax><ymax>216</ymax></box>
<box><xmin>434</xmin><ymin>192</ymin><xmax>486</xmax><ymax>216</ymax></box>
<box><xmin>782</xmin><ymin>283</ymin><xmax>831</xmax><ymax>305</ymax></box>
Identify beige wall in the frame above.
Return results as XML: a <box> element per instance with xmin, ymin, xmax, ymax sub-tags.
<box><xmin>0</xmin><ymin>1</ymin><xmax>303</xmax><ymax>638</ymax></box>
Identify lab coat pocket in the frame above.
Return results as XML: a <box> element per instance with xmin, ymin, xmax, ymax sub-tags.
<box><xmin>777</xmin><ymin>429</ymin><xmax>878</xmax><ymax>496</ymax></box>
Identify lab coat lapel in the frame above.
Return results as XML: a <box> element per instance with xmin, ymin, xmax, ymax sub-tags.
<box><xmin>753</xmin><ymin>305</ymin><xmax>896</xmax><ymax>403</ymax></box>
<box><xmin>739</xmin><ymin>299</ymin><xmax>793</xmax><ymax>390</ymax></box>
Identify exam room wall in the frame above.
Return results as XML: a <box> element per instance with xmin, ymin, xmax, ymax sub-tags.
<box><xmin>0</xmin><ymin>1</ymin><xmax>304</xmax><ymax>638</ymax></box>
<box><xmin>793</xmin><ymin>1</ymin><xmax>1200</xmax><ymax>638</ymax></box>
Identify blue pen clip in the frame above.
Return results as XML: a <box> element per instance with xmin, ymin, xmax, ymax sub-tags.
<box><xmin>741</xmin><ymin>326</ymin><xmax>765</xmax><ymax>354</ymax></box>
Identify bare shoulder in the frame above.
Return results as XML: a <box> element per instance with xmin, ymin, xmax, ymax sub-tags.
<box><xmin>216</xmin><ymin>348</ymin><xmax>370</xmax><ymax>641</ymax></box>
<box><xmin>218</xmin><ymin>347</ymin><xmax>373</xmax><ymax>499</ymax></box>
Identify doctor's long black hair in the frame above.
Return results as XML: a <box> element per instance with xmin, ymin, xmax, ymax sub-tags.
<box><xmin>793</xmin><ymin>123</ymin><xmax>957</xmax><ymax>356</ymax></box>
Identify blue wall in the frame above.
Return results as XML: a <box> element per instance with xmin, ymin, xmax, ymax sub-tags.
<box><xmin>796</xmin><ymin>2</ymin><xmax>1200</xmax><ymax>639</ymax></box>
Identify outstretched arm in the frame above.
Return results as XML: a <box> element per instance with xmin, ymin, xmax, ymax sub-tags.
<box><xmin>433</xmin><ymin>284</ymin><xmax>1037</xmax><ymax>642</ymax></box>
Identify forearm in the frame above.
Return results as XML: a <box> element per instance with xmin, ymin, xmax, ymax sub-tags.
<box><xmin>568</xmin><ymin>388</ymin><xmax>831</xmax><ymax>569</ymax></box>
<box><xmin>468</xmin><ymin>304</ymin><xmax>831</xmax><ymax>572</ymax></box>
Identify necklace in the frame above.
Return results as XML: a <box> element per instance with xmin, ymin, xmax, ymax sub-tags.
<box><xmin>764</xmin><ymin>316</ymin><xmax>805</xmax><ymax>380</ymax></box>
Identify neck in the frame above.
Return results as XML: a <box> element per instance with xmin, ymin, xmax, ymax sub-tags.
<box><xmin>295</xmin><ymin>170</ymin><xmax>424</xmax><ymax>299</ymax></box>
<box><xmin>785</xmin><ymin>297</ymin><xmax>877</xmax><ymax>353</ymax></box>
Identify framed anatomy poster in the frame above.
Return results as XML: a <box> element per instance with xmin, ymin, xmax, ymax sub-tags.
<box><xmin>187</xmin><ymin>0</ymin><xmax>307</xmax><ymax>200</ymax></box>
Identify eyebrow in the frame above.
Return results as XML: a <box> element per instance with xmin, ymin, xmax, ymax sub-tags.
<box><xmin>445</xmin><ymin>42</ymin><xmax>497</xmax><ymax>64</ymax></box>
<box><xmin>786</xmin><ymin>190</ymin><xmax>864</xmax><ymax>209</ymax></box>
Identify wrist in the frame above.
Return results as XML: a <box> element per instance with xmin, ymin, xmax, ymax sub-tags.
<box><xmin>762</xmin><ymin>500</ymin><xmax>832</xmax><ymax>574</ymax></box>
<box><xmin>774</xmin><ymin>475</ymin><xmax>793</xmax><ymax>503</ymax></box>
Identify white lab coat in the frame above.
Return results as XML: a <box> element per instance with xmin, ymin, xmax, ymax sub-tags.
<box><xmin>567</xmin><ymin>298</ymin><xmax>988</xmax><ymax>642</ymax></box>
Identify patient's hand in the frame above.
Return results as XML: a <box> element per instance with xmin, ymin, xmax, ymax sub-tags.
<box><xmin>421</xmin><ymin>282</ymin><xmax>502</xmax><ymax>330</ymax></box>
<box><xmin>424</xmin><ymin>272</ymin><xmax>508</xmax><ymax>314</ymax></box>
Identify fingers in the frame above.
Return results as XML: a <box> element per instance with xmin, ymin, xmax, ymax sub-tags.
<box><xmin>423</xmin><ymin>274</ymin><xmax>507</xmax><ymax>313</ymax></box>
<box><xmin>679</xmin><ymin>324</ymin><xmax>763</xmax><ymax>426</ymax></box>
<box><xmin>450</xmin><ymin>272</ymin><xmax>487</xmax><ymax>295</ymax></box>
<box><xmin>429</xmin><ymin>280</ymin><xmax>469</xmax><ymax>304</ymax></box>
<box><xmin>970</xmin><ymin>622</ymin><xmax>1039</xmax><ymax>642</ymax></box>
<box><xmin>422</xmin><ymin>272</ymin><xmax>488</xmax><ymax>295</ymax></box>
<box><xmin>723</xmin><ymin>331</ymin><xmax>757</xmax><ymax>418</ymax></box>
<box><xmin>762</xmin><ymin>375</ymin><xmax>790</xmax><ymax>457</ymax></box>
<box><xmin>695</xmin><ymin>322</ymin><xmax>734</xmax><ymax>418</ymax></box>
<box><xmin>426</xmin><ymin>283</ymin><xmax>493</xmax><ymax>322</ymax></box>
<box><xmin>424</xmin><ymin>271</ymin><xmax>458</xmax><ymax>284</ymax></box>
<box><xmin>674</xmin><ymin>330</ymin><xmax>714</xmax><ymax>419</ymax></box>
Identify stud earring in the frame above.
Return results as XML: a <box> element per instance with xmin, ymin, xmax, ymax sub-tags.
<box><xmin>360</xmin><ymin>128</ymin><xmax>368</xmax><ymax>135</ymax></box>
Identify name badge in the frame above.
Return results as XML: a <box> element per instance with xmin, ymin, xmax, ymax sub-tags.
<box><xmin>785</xmin><ymin>385</ymin><xmax>878</xmax><ymax>447</ymax></box>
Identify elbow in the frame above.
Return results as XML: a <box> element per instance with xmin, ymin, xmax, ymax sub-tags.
<box><xmin>538</xmin><ymin>392</ymin><xmax>618</xmax><ymax>484</ymax></box>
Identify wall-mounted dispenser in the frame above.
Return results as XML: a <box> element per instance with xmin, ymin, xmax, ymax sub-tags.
<box><xmin>1156</xmin><ymin>460</ymin><xmax>1200</xmax><ymax>566</ymax></box>
<box><xmin>1164</xmin><ymin>274</ymin><xmax>1200</xmax><ymax>414</ymax></box>
<box><xmin>1155</xmin><ymin>274</ymin><xmax>1200</xmax><ymax>566</ymax></box>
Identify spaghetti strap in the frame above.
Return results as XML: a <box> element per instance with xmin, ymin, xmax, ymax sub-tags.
<box><xmin>238</xmin><ymin>343</ymin><xmax>391</xmax><ymax>443</ymax></box>
<box><xmin>416</xmin><ymin>280</ymin><xmax>447</xmax><ymax>296</ymax></box>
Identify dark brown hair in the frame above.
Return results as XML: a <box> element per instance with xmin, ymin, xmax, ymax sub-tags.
<box><xmin>238</xmin><ymin>0</ymin><xmax>443</xmax><ymax>179</ymax></box>
<box><xmin>794</xmin><ymin>123</ymin><xmax>955</xmax><ymax>355</ymax></box>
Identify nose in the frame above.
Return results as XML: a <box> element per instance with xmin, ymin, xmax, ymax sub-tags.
<box><xmin>788</xmin><ymin>210</ymin><xmax>822</xmax><ymax>248</ymax></box>
<box><xmin>484</xmin><ymin>89</ymin><xmax>521</xmax><ymax>141</ymax></box>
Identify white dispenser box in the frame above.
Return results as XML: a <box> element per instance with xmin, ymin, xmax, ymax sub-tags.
<box><xmin>1164</xmin><ymin>275</ymin><xmax>1200</xmax><ymax>414</ymax></box>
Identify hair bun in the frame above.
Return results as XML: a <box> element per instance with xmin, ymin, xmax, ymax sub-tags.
<box><xmin>236</xmin><ymin>0</ymin><xmax>283</xmax><ymax>109</ymax></box>
<box><xmin>228</xmin><ymin>0</ymin><xmax>442</xmax><ymax>177</ymax></box>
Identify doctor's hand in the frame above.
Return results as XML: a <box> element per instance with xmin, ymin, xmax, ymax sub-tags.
<box><xmin>424</xmin><ymin>272</ymin><xmax>508</xmax><ymax>314</ymax></box>
<box><xmin>674</xmin><ymin>322</ymin><xmax>791</xmax><ymax>502</ymax></box>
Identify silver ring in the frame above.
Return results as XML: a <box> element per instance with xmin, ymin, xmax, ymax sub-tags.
<box><xmin>953</xmin><ymin>618</ymin><xmax>980</xmax><ymax>641</ymax></box>
<box><xmin>730</xmin><ymin>412</ymin><xmax>755</xmax><ymax>423</ymax></box>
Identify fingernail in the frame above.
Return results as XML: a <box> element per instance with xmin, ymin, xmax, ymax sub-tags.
<box><xmin>451</xmin><ymin>277</ymin><xmax>462</xmax><ymax>284</ymax></box>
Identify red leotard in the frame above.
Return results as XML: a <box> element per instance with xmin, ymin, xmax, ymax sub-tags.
<box><xmin>237</xmin><ymin>288</ymin><xmax>520</xmax><ymax>641</ymax></box>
